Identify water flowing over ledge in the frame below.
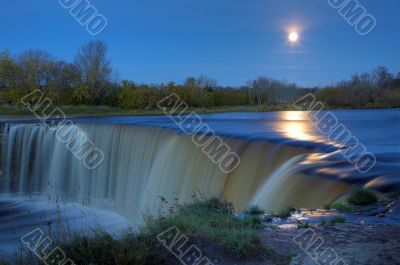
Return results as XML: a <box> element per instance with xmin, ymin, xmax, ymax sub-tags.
<box><xmin>0</xmin><ymin>110</ymin><xmax>399</xmax><ymax>227</ymax></box>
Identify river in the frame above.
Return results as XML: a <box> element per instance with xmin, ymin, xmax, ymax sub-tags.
<box><xmin>0</xmin><ymin>109</ymin><xmax>399</xmax><ymax>257</ymax></box>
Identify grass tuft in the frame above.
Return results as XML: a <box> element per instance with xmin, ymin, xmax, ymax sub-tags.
<box><xmin>243</xmin><ymin>216</ymin><xmax>264</xmax><ymax>229</ymax></box>
<box><xmin>347</xmin><ymin>188</ymin><xmax>378</xmax><ymax>206</ymax></box>
<box><xmin>50</xmin><ymin>197</ymin><xmax>283</xmax><ymax>264</ymax></box>
<box><xmin>329</xmin><ymin>217</ymin><xmax>346</xmax><ymax>225</ymax></box>
<box><xmin>277</xmin><ymin>206</ymin><xmax>296</xmax><ymax>218</ymax></box>
<box><xmin>245</xmin><ymin>205</ymin><xmax>265</xmax><ymax>215</ymax></box>
<box><xmin>297</xmin><ymin>222</ymin><xmax>311</xmax><ymax>229</ymax></box>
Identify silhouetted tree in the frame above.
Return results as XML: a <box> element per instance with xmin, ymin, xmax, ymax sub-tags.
<box><xmin>75</xmin><ymin>40</ymin><xmax>112</xmax><ymax>105</ymax></box>
<box><xmin>197</xmin><ymin>75</ymin><xmax>217</xmax><ymax>99</ymax></box>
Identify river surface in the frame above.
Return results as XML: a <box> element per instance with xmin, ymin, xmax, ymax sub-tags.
<box><xmin>70</xmin><ymin>108</ymin><xmax>400</xmax><ymax>153</ymax></box>
<box><xmin>2</xmin><ymin>109</ymin><xmax>400</xmax><ymax>153</ymax></box>
<box><xmin>70</xmin><ymin>109</ymin><xmax>400</xmax><ymax>190</ymax></box>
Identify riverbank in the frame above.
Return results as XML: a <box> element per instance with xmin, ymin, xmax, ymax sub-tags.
<box><xmin>0</xmin><ymin>104</ymin><xmax>291</xmax><ymax>116</ymax></box>
<box><xmin>2</xmin><ymin>191</ymin><xmax>399</xmax><ymax>265</ymax></box>
<box><xmin>257</xmin><ymin>194</ymin><xmax>400</xmax><ymax>265</ymax></box>
<box><xmin>0</xmin><ymin>197</ymin><xmax>290</xmax><ymax>265</ymax></box>
<box><xmin>1</xmin><ymin>104</ymin><xmax>398</xmax><ymax>117</ymax></box>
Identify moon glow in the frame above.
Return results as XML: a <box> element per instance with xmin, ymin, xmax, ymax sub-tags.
<box><xmin>288</xmin><ymin>32</ymin><xmax>299</xmax><ymax>43</ymax></box>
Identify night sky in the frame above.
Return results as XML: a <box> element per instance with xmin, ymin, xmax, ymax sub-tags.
<box><xmin>1</xmin><ymin>0</ymin><xmax>399</xmax><ymax>87</ymax></box>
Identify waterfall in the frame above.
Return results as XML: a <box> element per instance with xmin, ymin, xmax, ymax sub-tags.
<box><xmin>0</xmin><ymin>123</ymin><xmax>10</xmax><ymax>192</ymax></box>
<box><xmin>1</xmin><ymin>123</ymin><xmax>351</xmax><ymax>225</ymax></box>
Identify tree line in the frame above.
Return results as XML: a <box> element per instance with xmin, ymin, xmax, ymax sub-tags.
<box><xmin>316</xmin><ymin>67</ymin><xmax>400</xmax><ymax>108</ymax></box>
<box><xmin>0</xmin><ymin>40</ymin><xmax>399</xmax><ymax>109</ymax></box>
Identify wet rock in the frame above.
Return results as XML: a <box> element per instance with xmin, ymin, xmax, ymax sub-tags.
<box><xmin>256</xmin><ymin>199</ymin><xmax>400</xmax><ymax>265</ymax></box>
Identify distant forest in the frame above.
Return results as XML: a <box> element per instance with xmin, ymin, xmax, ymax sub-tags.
<box><xmin>1</xmin><ymin>41</ymin><xmax>399</xmax><ymax>109</ymax></box>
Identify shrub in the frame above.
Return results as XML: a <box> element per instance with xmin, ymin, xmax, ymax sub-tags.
<box><xmin>324</xmin><ymin>203</ymin><xmax>332</xmax><ymax>210</ymax></box>
<box><xmin>278</xmin><ymin>206</ymin><xmax>296</xmax><ymax>218</ymax></box>
<box><xmin>347</xmin><ymin>188</ymin><xmax>378</xmax><ymax>206</ymax></box>
<box><xmin>245</xmin><ymin>205</ymin><xmax>265</xmax><ymax>215</ymax></box>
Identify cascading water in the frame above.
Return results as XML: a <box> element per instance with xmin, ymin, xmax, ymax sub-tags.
<box><xmin>0</xmin><ymin>110</ymin><xmax>399</xmax><ymax>261</ymax></box>
<box><xmin>0</xmin><ymin>122</ymin><xmax>353</xmax><ymax>226</ymax></box>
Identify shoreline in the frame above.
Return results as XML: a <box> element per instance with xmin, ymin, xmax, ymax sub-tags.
<box><xmin>1</xmin><ymin>194</ymin><xmax>399</xmax><ymax>265</ymax></box>
<box><xmin>0</xmin><ymin>105</ymin><xmax>399</xmax><ymax>118</ymax></box>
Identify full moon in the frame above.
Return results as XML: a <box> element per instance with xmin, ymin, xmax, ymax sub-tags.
<box><xmin>288</xmin><ymin>32</ymin><xmax>299</xmax><ymax>43</ymax></box>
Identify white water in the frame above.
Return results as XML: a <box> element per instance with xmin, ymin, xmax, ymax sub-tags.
<box><xmin>1</xmin><ymin>123</ymin><xmax>351</xmax><ymax>226</ymax></box>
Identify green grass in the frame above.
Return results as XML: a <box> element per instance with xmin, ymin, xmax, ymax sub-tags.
<box><xmin>324</xmin><ymin>203</ymin><xmax>354</xmax><ymax>211</ymax></box>
<box><xmin>2</xmin><ymin>197</ymin><xmax>289</xmax><ymax>265</ymax></box>
<box><xmin>242</xmin><ymin>216</ymin><xmax>264</xmax><ymax>229</ymax></box>
<box><xmin>245</xmin><ymin>205</ymin><xmax>265</xmax><ymax>215</ymax></box>
<box><xmin>142</xmin><ymin>197</ymin><xmax>271</xmax><ymax>260</ymax></box>
<box><xmin>1</xmin><ymin>102</ymin><xmax>397</xmax><ymax>117</ymax></box>
<box><xmin>347</xmin><ymin>188</ymin><xmax>378</xmax><ymax>206</ymax></box>
<box><xmin>0</xmin><ymin>104</ymin><xmax>296</xmax><ymax>117</ymax></box>
<box><xmin>297</xmin><ymin>222</ymin><xmax>311</xmax><ymax>229</ymax></box>
<box><xmin>277</xmin><ymin>206</ymin><xmax>296</xmax><ymax>218</ymax></box>
<box><xmin>329</xmin><ymin>217</ymin><xmax>346</xmax><ymax>225</ymax></box>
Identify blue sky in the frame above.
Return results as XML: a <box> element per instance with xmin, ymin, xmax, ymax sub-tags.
<box><xmin>0</xmin><ymin>0</ymin><xmax>399</xmax><ymax>87</ymax></box>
